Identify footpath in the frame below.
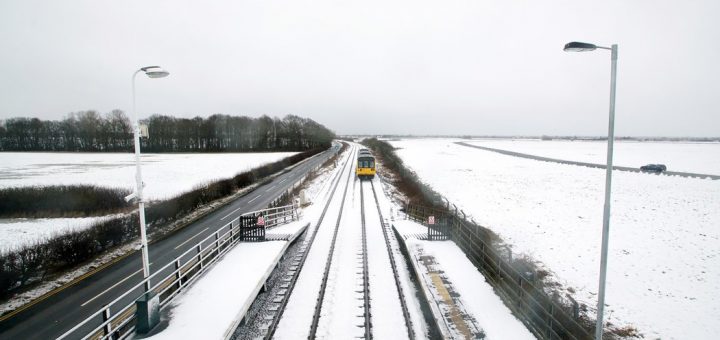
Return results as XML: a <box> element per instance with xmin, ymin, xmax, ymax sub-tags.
<box><xmin>393</xmin><ymin>218</ymin><xmax>535</xmax><ymax>340</ymax></box>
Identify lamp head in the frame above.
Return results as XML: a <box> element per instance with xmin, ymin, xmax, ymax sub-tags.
<box><xmin>563</xmin><ymin>42</ymin><xmax>597</xmax><ymax>52</ymax></box>
<box><xmin>140</xmin><ymin>66</ymin><xmax>170</xmax><ymax>78</ymax></box>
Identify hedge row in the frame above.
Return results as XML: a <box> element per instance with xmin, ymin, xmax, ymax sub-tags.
<box><xmin>0</xmin><ymin>185</ymin><xmax>132</xmax><ymax>218</ymax></box>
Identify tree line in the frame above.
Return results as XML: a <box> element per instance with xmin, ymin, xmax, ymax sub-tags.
<box><xmin>0</xmin><ymin>111</ymin><xmax>335</xmax><ymax>152</ymax></box>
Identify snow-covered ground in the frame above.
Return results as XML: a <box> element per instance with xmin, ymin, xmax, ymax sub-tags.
<box><xmin>393</xmin><ymin>219</ymin><xmax>535</xmax><ymax>340</ymax></box>
<box><xmin>0</xmin><ymin>152</ymin><xmax>297</xmax><ymax>200</ymax></box>
<box><xmin>144</xmin><ymin>241</ymin><xmax>287</xmax><ymax>340</ymax></box>
<box><xmin>0</xmin><ymin>152</ymin><xmax>296</xmax><ymax>250</ymax></box>
<box><xmin>139</xmin><ymin>156</ymin><xmax>342</xmax><ymax>340</ymax></box>
<box><xmin>391</xmin><ymin>138</ymin><xmax>720</xmax><ymax>340</ymax></box>
<box><xmin>0</xmin><ymin>215</ymin><xmax>120</xmax><ymax>251</ymax></box>
<box><xmin>463</xmin><ymin>139</ymin><xmax>720</xmax><ymax>175</ymax></box>
<box><xmin>138</xmin><ymin>143</ymin><xmax>538</xmax><ymax>339</ymax></box>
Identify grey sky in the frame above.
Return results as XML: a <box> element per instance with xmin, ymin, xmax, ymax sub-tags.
<box><xmin>1</xmin><ymin>0</ymin><xmax>718</xmax><ymax>137</ymax></box>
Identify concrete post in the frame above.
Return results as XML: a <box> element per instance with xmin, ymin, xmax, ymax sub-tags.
<box><xmin>135</xmin><ymin>292</ymin><xmax>160</xmax><ymax>333</ymax></box>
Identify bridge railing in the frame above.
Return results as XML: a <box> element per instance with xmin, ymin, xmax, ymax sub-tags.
<box><xmin>57</xmin><ymin>203</ymin><xmax>298</xmax><ymax>340</ymax></box>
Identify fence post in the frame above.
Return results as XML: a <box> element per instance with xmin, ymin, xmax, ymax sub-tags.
<box><xmin>175</xmin><ymin>259</ymin><xmax>183</xmax><ymax>289</ymax></box>
<box><xmin>547</xmin><ymin>303</ymin><xmax>555</xmax><ymax>339</ymax></box>
<box><xmin>197</xmin><ymin>244</ymin><xmax>204</xmax><ymax>270</ymax></box>
<box><xmin>103</xmin><ymin>306</ymin><xmax>112</xmax><ymax>336</ymax></box>
<box><xmin>570</xmin><ymin>297</ymin><xmax>579</xmax><ymax>319</ymax></box>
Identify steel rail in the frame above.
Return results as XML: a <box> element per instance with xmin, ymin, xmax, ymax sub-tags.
<box><xmin>369</xmin><ymin>180</ymin><xmax>415</xmax><ymax>340</ymax></box>
<box><xmin>262</xmin><ymin>144</ymin><xmax>354</xmax><ymax>339</ymax></box>
<box><xmin>307</xmin><ymin>147</ymin><xmax>356</xmax><ymax>339</ymax></box>
<box><xmin>359</xmin><ymin>178</ymin><xmax>372</xmax><ymax>339</ymax></box>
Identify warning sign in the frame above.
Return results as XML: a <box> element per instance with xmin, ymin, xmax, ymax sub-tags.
<box><xmin>428</xmin><ymin>216</ymin><xmax>435</xmax><ymax>225</ymax></box>
<box><xmin>257</xmin><ymin>216</ymin><xmax>265</xmax><ymax>226</ymax></box>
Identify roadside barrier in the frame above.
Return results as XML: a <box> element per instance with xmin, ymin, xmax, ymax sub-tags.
<box><xmin>57</xmin><ymin>204</ymin><xmax>298</xmax><ymax>340</ymax></box>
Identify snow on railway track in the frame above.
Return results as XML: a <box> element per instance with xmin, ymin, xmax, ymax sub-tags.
<box><xmin>242</xmin><ymin>144</ymin><xmax>420</xmax><ymax>339</ymax></box>
<box><xmin>308</xmin><ymin>146</ymin><xmax>368</xmax><ymax>338</ymax></box>
<box><xmin>233</xmin><ymin>146</ymin><xmax>425</xmax><ymax>339</ymax></box>
<box><xmin>272</xmin><ymin>146</ymin><xmax>357</xmax><ymax>339</ymax></box>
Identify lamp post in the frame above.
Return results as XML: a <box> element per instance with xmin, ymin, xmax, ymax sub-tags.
<box><xmin>131</xmin><ymin>66</ymin><xmax>169</xmax><ymax>288</ymax></box>
<box><xmin>563</xmin><ymin>42</ymin><xmax>617</xmax><ymax>340</ymax></box>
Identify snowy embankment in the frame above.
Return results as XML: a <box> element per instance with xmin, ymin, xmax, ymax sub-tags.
<box><xmin>0</xmin><ymin>152</ymin><xmax>297</xmax><ymax>250</ymax></box>
<box><xmin>393</xmin><ymin>220</ymin><xmax>535</xmax><ymax>340</ymax></box>
<box><xmin>390</xmin><ymin>138</ymin><xmax>720</xmax><ymax>339</ymax></box>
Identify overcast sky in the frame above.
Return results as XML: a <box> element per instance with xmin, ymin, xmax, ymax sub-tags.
<box><xmin>1</xmin><ymin>0</ymin><xmax>718</xmax><ymax>136</ymax></box>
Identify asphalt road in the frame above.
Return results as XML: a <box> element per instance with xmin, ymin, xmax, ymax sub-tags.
<box><xmin>0</xmin><ymin>145</ymin><xmax>339</xmax><ymax>340</ymax></box>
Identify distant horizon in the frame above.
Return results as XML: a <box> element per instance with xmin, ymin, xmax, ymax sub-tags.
<box><xmin>2</xmin><ymin>112</ymin><xmax>719</xmax><ymax>140</ymax></box>
<box><xmin>342</xmin><ymin>134</ymin><xmax>720</xmax><ymax>140</ymax></box>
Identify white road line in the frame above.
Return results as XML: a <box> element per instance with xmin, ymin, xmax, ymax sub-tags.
<box><xmin>248</xmin><ymin>194</ymin><xmax>262</xmax><ymax>203</ymax></box>
<box><xmin>220</xmin><ymin>207</ymin><xmax>242</xmax><ymax>221</ymax></box>
<box><xmin>174</xmin><ymin>227</ymin><xmax>209</xmax><ymax>250</ymax></box>
<box><xmin>265</xmin><ymin>185</ymin><xmax>276</xmax><ymax>192</ymax></box>
<box><xmin>279</xmin><ymin>178</ymin><xmax>287</xmax><ymax>183</ymax></box>
<box><xmin>80</xmin><ymin>264</ymin><xmax>152</xmax><ymax>307</ymax></box>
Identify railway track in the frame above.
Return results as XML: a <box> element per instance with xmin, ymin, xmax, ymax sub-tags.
<box><xmin>238</xmin><ymin>144</ymin><xmax>417</xmax><ymax>339</ymax></box>
<box><xmin>232</xmin><ymin>145</ymin><xmax>353</xmax><ymax>339</ymax></box>
<box><xmin>308</xmin><ymin>146</ymin><xmax>367</xmax><ymax>338</ymax></box>
<box><xmin>368</xmin><ymin>179</ymin><xmax>415</xmax><ymax>339</ymax></box>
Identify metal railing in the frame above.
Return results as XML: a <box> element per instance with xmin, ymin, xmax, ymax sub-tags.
<box><xmin>57</xmin><ymin>204</ymin><xmax>298</xmax><ymax>340</ymax></box>
<box><xmin>405</xmin><ymin>203</ymin><xmax>594</xmax><ymax>340</ymax></box>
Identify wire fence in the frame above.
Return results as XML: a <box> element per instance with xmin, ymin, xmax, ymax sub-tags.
<box><xmin>405</xmin><ymin>203</ymin><xmax>594</xmax><ymax>340</ymax></box>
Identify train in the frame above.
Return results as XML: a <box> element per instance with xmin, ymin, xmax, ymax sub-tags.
<box><xmin>356</xmin><ymin>148</ymin><xmax>376</xmax><ymax>179</ymax></box>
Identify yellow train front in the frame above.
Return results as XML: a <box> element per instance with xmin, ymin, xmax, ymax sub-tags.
<box><xmin>356</xmin><ymin>149</ymin><xmax>376</xmax><ymax>179</ymax></box>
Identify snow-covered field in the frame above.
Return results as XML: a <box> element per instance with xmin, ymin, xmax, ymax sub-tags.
<box><xmin>0</xmin><ymin>215</ymin><xmax>120</xmax><ymax>251</ymax></box>
<box><xmin>0</xmin><ymin>152</ymin><xmax>297</xmax><ymax>200</ymax></box>
<box><xmin>0</xmin><ymin>152</ymin><xmax>296</xmax><ymax>250</ymax></box>
<box><xmin>463</xmin><ymin>139</ymin><xmax>720</xmax><ymax>175</ymax></box>
<box><xmin>391</xmin><ymin>138</ymin><xmax>720</xmax><ymax>340</ymax></box>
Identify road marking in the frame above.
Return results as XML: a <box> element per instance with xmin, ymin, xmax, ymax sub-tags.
<box><xmin>80</xmin><ymin>263</ymin><xmax>152</xmax><ymax>307</ymax></box>
<box><xmin>279</xmin><ymin>178</ymin><xmax>287</xmax><ymax>184</ymax></box>
<box><xmin>265</xmin><ymin>185</ymin><xmax>276</xmax><ymax>192</ymax></box>
<box><xmin>174</xmin><ymin>227</ymin><xmax>209</xmax><ymax>250</ymax></box>
<box><xmin>220</xmin><ymin>207</ymin><xmax>242</xmax><ymax>221</ymax></box>
<box><xmin>248</xmin><ymin>194</ymin><xmax>262</xmax><ymax>203</ymax></box>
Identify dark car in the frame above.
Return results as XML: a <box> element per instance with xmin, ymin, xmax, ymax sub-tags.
<box><xmin>640</xmin><ymin>164</ymin><xmax>667</xmax><ymax>173</ymax></box>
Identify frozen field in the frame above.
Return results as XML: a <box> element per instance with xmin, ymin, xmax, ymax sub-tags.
<box><xmin>464</xmin><ymin>139</ymin><xmax>720</xmax><ymax>175</ymax></box>
<box><xmin>0</xmin><ymin>152</ymin><xmax>296</xmax><ymax>250</ymax></box>
<box><xmin>390</xmin><ymin>138</ymin><xmax>720</xmax><ymax>340</ymax></box>
<box><xmin>0</xmin><ymin>152</ymin><xmax>297</xmax><ymax>200</ymax></box>
<box><xmin>0</xmin><ymin>216</ymin><xmax>119</xmax><ymax>251</ymax></box>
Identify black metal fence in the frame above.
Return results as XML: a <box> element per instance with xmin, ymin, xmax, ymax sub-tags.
<box><xmin>238</xmin><ymin>204</ymin><xmax>298</xmax><ymax>242</ymax></box>
<box><xmin>405</xmin><ymin>203</ymin><xmax>594</xmax><ymax>340</ymax></box>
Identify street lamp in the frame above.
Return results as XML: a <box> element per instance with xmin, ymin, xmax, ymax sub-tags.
<box><xmin>564</xmin><ymin>41</ymin><xmax>618</xmax><ymax>340</ymax></box>
<box><xmin>131</xmin><ymin>66</ymin><xmax>169</xmax><ymax>289</ymax></box>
